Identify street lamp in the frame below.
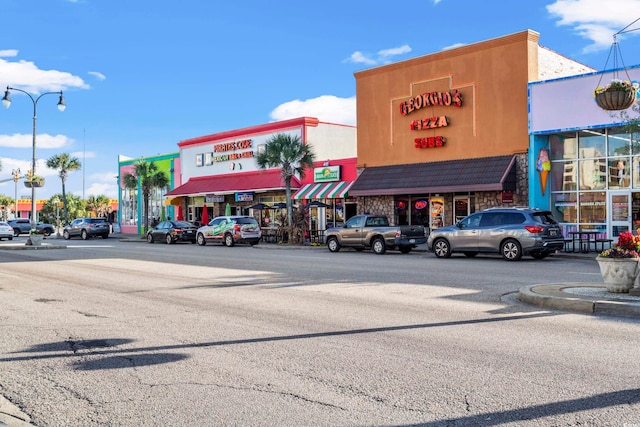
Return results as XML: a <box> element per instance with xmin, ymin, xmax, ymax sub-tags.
<box><xmin>12</xmin><ymin>168</ymin><xmax>20</xmax><ymax>220</ymax></box>
<box><xmin>2</xmin><ymin>86</ymin><xmax>66</xmax><ymax>232</ymax></box>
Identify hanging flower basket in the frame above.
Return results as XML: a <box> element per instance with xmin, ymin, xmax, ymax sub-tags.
<box><xmin>24</xmin><ymin>178</ymin><xmax>45</xmax><ymax>188</ymax></box>
<box><xmin>594</xmin><ymin>87</ymin><xmax>637</xmax><ymax>111</ymax></box>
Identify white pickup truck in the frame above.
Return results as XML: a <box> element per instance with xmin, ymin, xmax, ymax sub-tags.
<box><xmin>325</xmin><ymin>214</ymin><xmax>427</xmax><ymax>254</ymax></box>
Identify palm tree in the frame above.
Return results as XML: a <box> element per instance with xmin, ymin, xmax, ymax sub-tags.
<box><xmin>122</xmin><ymin>161</ymin><xmax>169</xmax><ymax>233</ymax></box>
<box><xmin>46</xmin><ymin>153</ymin><xmax>81</xmax><ymax>225</ymax></box>
<box><xmin>256</xmin><ymin>133</ymin><xmax>315</xmax><ymax>229</ymax></box>
<box><xmin>86</xmin><ymin>195</ymin><xmax>112</xmax><ymax>218</ymax></box>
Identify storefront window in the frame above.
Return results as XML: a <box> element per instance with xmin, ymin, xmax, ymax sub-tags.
<box><xmin>550</xmin><ymin>160</ymin><xmax>577</xmax><ymax>192</ymax></box>
<box><xmin>551</xmin><ymin>193</ymin><xmax>577</xmax><ymax>223</ymax></box>
<box><xmin>549</xmin><ymin>132</ymin><xmax>577</xmax><ymax>160</ymax></box>
<box><xmin>578</xmin><ymin>192</ymin><xmax>606</xmax><ymax>224</ymax></box>
<box><xmin>411</xmin><ymin>197</ymin><xmax>430</xmax><ymax>226</ymax></box>
<box><xmin>578</xmin><ymin>129</ymin><xmax>606</xmax><ymax>158</ymax></box>
<box><xmin>633</xmin><ymin>156</ymin><xmax>640</xmax><ymax>189</ymax></box>
<box><xmin>608</xmin><ymin>128</ymin><xmax>632</xmax><ymax>156</ymax></box>
<box><xmin>578</xmin><ymin>159</ymin><xmax>606</xmax><ymax>190</ymax></box>
<box><xmin>609</xmin><ymin>158</ymin><xmax>630</xmax><ymax>188</ymax></box>
<box><xmin>395</xmin><ymin>198</ymin><xmax>409</xmax><ymax>225</ymax></box>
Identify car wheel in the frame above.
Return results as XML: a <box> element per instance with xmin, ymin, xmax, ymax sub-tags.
<box><xmin>399</xmin><ymin>246</ymin><xmax>412</xmax><ymax>254</ymax></box>
<box><xmin>433</xmin><ymin>238</ymin><xmax>452</xmax><ymax>258</ymax></box>
<box><xmin>166</xmin><ymin>234</ymin><xmax>173</xmax><ymax>245</ymax></box>
<box><xmin>327</xmin><ymin>237</ymin><xmax>341</xmax><ymax>252</ymax></box>
<box><xmin>463</xmin><ymin>252</ymin><xmax>478</xmax><ymax>257</ymax></box>
<box><xmin>501</xmin><ymin>239</ymin><xmax>523</xmax><ymax>261</ymax></box>
<box><xmin>196</xmin><ymin>233</ymin><xmax>206</xmax><ymax>246</ymax></box>
<box><xmin>371</xmin><ymin>237</ymin><xmax>386</xmax><ymax>255</ymax></box>
<box><xmin>224</xmin><ymin>233</ymin><xmax>235</xmax><ymax>247</ymax></box>
<box><xmin>81</xmin><ymin>230</ymin><xmax>88</xmax><ymax>240</ymax></box>
<box><xmin>531</xmin><ymin>252</ymin><xmax>549</xmax><ymax>260</ymax></box>
<box><xmin>13</xmin><ymin>230</ymin><xmax>19</xmax><ymax>237</ymax></box>
<box><xmin>63</xmin><ymin>230</ymin><xmax>70</xmax><ymax>240</ymax></box>
<box><xmin>147</xmin><ymin>233</ymin><xmax>154</xmax><ymax>243</ymax></box>
<box><xmin>8</xmin><ymin>236</ymin><xmax>12</xmax><ymax>241</ymax></box>
<box><xmin>43</xmin><ymin>230</ymin><xmax>51</xmax><ymax>237</ymax></box>
<box><xmin>249</xmin><ymin>241</ymin><xmax>258</xmax><ymax>246</ymax></box>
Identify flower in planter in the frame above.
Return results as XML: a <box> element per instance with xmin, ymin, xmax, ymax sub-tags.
<box><xmin>29</xmin><ymin>229</ymin><xmax>45</xmax><ymax>235</ymax></box>
<box><xmin>28</xmin><ymin>175</ymin><xmax>44</xmax><ymax>183</ymax></box>
<box><xmin>594</xmin><ymin>79</ymin><xmax>639</xmax><ymax>95</ymax></box>
<box><xmin>598</xmin><ymin>231</ymin><xmax>640</xmax><ymax>258</ymax></box>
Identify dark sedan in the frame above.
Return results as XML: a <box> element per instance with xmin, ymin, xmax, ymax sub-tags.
<box><xmin>146</xmin><ymin>220</ymin><xmax>198</xmax><ymax>244</ymax></box>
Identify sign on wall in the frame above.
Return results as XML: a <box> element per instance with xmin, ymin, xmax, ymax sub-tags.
<box><xmin>314</xmin><ymin>166</ymin><xmax>340</xmax><ymax>182</ymax></box>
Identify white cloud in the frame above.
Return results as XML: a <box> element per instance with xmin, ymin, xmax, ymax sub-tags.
<box><xmin>83</xmin><ymin>171</ymin><xmax>119</xmax><ymax>198</ymax></box>
<box><xmin>88</xmin><ymin>71</ymin><xmax>106</xmax><ymax>81</ymax></box>
<box><xmin>70</xmin><ymin>150</ymin><xmax>96</xmax><ymax>159</ymax></box>
<box><xmin>442</xmin><ymin>42</ymin><xmax>467</xmax><ymax>51</ymax></box>
<box><xmin>344</xmin><ymin>44</ymin><xmax>412</xmax><ymax>66</ymax></box>
<box><xmin>344</xmin><ymin>51</ymin><xmax>377</xmax><ymax>65</ymax></box>
<box><xmin>0</xmin><ymin>133</ymin><xmax>71</xmax><ymax>149</ymax></box>
<box><xmin>270</xmin><ymin>95</ymin><xmax>356</xmax><ymax>126</ymax></box>
<box><xmin>378</xmin><ymin>45</ymin><xmax>412</xmax><ymax>58</ymax></box>
<box><xmin>547</xmin><ymin>0</ymin><xmax>640</xmax><ymax>52</ymax></box>
<box><xmin>0</xmin><ymin>50</ymin><xmax>18</xmax><ymax>58</ymax></box>
<box><xmin>0</xmin><ymin>57</ymin><xmax>88</xmax><ymax>93</ymax></box>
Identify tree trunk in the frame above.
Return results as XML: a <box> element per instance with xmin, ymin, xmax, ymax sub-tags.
<box><xmin>62</xmin><ymin>180</ymin><xmax>68</xmax><ymax>225</ymax></box>
<box><xmin>285</xmin><ymin>176</ymin><xmax>292</xmax><ymax>227</ymax></box>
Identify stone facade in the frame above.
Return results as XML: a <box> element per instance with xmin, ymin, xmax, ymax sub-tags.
<box><xmin>353</xmin><ymin>152</ymin><xmax>530</xmax><ymax>228</ymax></box>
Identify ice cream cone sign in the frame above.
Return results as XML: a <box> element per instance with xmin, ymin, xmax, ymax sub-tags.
<box><xmin>537</xmin><ymin>148</ymin><xmax>551</xmax><ymax>195</ymax></box>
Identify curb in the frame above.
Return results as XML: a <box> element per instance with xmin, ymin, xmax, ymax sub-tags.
<box><xmin>518</xmin><ymin>283</ymin><xmax>640</xmax><ymax>318</ymax></box>
<box><xmin>0</xmin><ymin>395</ymin><xmax>32</xmax><ymax>426</ymax></box>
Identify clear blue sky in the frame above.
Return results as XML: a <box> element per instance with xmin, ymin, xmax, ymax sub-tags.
<box><xmin>1</xmin><ymin>0</ymin><xmax>640</xmax><ymax>200</ymax></box>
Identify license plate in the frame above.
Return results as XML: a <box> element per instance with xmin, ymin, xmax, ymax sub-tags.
<box><xmin>409</xmin><ymin>239</ymin><xmax>415</xmax><ymax>244</ymax></box>
<box><xmin>550</xmin><ymin>230</ymin><xmax>557</xmax><ymax>236</ymax></box>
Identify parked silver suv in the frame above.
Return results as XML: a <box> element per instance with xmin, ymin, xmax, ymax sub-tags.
<box><xmin>196</xmin><ymin>216</ymin><xmax>261</xmax><ymax>247</ymax></box>
<box><xmin>427</xmin><ymin>207</ymin><xmax>565</xmax><ymax>261</ymax></box>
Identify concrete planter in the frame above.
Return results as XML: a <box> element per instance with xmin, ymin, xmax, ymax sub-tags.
<box><xmin>27</xmin><ymin>234</ymin><xmax>44</xmax><ymax>247</ymax></box>
<box><xmin>596</xmin><ymin>256</ymin><xmax>639</xmax><ymax>293</ymax></box>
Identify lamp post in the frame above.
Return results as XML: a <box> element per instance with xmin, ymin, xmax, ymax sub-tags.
<box><xmin>2</xmin><ymin>86</ymin><xmax>66</xmax><ymax>232</ymax></box>
<box><xmin>12</xmin><ymin>168</ymin><xmax>20</xmax><ymax>220</ymax></box>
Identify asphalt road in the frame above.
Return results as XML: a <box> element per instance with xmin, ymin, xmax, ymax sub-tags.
<box><xmin>1</xmin><ymin>237</ymin><xmax>639</xmax><ymax>426</ymax></box>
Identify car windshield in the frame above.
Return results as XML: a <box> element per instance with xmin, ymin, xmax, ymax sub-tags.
<box><xmin>88</xmin><ymin>218</ymin><xmax>107</xmax><ymax>223</ymax></box>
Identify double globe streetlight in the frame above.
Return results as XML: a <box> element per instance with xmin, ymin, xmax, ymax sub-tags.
<box><xmin>2</xmin><ymin>86</ymin><xmax>66</xmax><ymax>232</ymax></box>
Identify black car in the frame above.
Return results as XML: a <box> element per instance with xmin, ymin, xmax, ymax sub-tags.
<box><xmin>8</xmin><ymin>219</ymin><xmax>56</xmax><ymax>236</ymax></box>
<box><xmin>63</xmin><ymin>218</ymin><xmax>110</xmax><ymax>240</ymax></box>
<box><xmin>147</xmin><ymin>220</ymin><xmax>198</xmax><ymax>244</ymax></box>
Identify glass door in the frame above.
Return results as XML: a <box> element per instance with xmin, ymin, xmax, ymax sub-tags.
<box><xmin>608</xmin><ymin>190</ymin><xmax>631</xmax><ymax>239</ymax></box>
<box><xmin>454</xmin><ymin>196</ymin><xmax>470</xmax><ymax>223</ymax></box>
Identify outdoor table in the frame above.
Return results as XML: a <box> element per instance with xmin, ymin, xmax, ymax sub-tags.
<box><xmin>568</xmin><ymin>230</ymin><xmax>599</xmax><ymax>253</ymax></box>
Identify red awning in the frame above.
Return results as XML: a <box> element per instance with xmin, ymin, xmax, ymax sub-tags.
<box><xmin>164</xmin><ymin>170</ymin><xmax>300</xmax><ymax>197</ymax></box>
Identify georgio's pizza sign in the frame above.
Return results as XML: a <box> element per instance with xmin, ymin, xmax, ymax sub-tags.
<box><xmin>399</xmin><ymin>90</ymin><xmax>463</xmax><ymax>150</ymax></box>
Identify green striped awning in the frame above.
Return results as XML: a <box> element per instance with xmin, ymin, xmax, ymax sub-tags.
<box><xmin>292</xmin><ymin>181</ymin><xmax>353</xmax><ymax>200</ymax></box>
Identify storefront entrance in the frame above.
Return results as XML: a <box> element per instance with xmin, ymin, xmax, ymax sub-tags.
<box><xmin>608</xmin><ymin>190</ymin><xmax>631</xmax><ymax>238</ymax></box>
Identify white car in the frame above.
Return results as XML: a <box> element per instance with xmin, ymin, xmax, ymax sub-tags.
<box><xmin>0</xmin><ymin>221</ymin><xmax>14</xmax><ymax>241</ymax></box>
<box><xmin>196</xmin><ymin>216</ymin><xmax>261</xmax><ymax>247</ymax></box>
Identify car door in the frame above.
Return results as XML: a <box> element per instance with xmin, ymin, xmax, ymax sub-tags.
<box><xmin>69</xmin><ymin>219</ymin><xmax>83</xmax><ymax>237</ymax></box>
<box><xmin>451</xmin><ymin>213</ymin><xmax>483</xmax><ymax>251</ymax></box>
<box><xmin>341</xmin><ymin>216</ymin><xmax>365</xmax><ymax>246</ymax></box>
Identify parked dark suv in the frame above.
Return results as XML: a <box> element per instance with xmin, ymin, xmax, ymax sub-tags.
<box><xmin>63</xmin><ymin>218</ymin><xmax>110</xmax><ymax>240</ymax></box>
<box><xmin>8</xmin><ymin>219</ymin><xmax>55</xmax><ymax>236</ymax></box>
<box><xmin>427</xmin><ymin>207</ymin><xmax>565</xmax><ymax>261</ymax></box>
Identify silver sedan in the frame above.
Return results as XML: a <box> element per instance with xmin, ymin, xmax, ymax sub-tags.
<box><xmin>0</xmin><ymin>221</ymin><xmax>14</xmax><ymax>241</ymax></box>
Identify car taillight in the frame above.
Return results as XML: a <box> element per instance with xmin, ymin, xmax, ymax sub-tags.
<box><xmin>234</xmin><ymin>224</ymin><xmax>241</xmax><ymax>232</ymax></box>
<box><xmin>395</xmin><ymin>230</ymin><xmax>401</xmax><ymax>238</ymax></box>
<box><xmin>174</xmin><ymin>228</ymin><xmax>183</xmax><ymax>232</ymax></box>
<box><xmin>524</xmin><ymin>225</ymin><xmax>544</xmax><ymax>234</ymax></box>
